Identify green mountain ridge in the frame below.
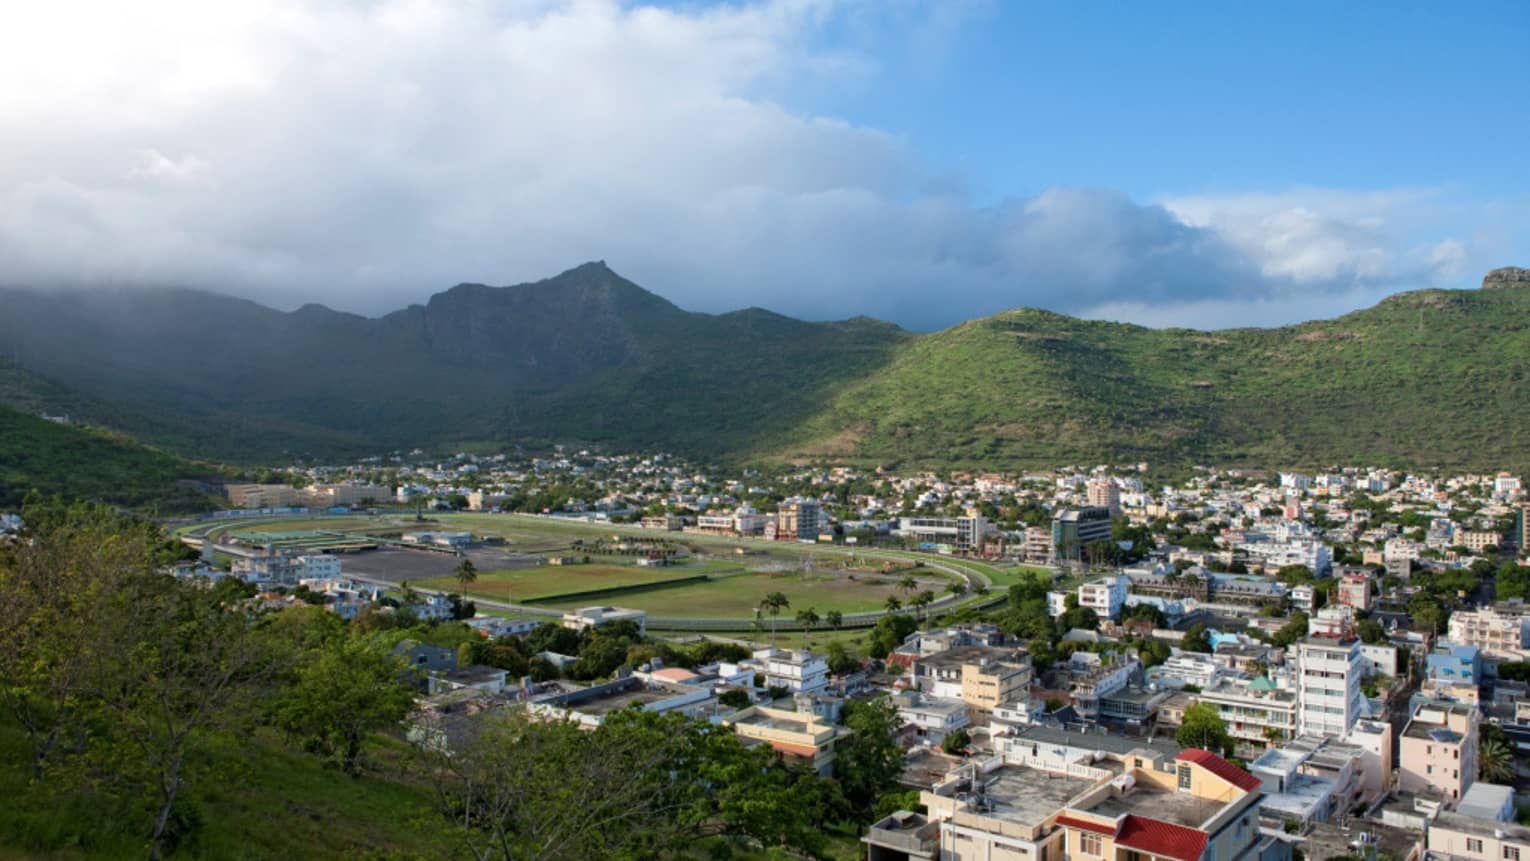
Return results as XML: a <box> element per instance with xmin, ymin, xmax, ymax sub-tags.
<box><xmin>1</xmin><ymin>262</ymin><xmax>1528</xmax><ymax>472</ymax></box>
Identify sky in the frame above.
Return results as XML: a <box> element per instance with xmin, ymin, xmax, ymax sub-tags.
<box><xmin>0</xmin><ymin>0</ymin><xmax>1526</xmax><ymax>331</ymax></box>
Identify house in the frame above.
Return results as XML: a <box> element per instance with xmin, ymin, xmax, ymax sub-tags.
<box><xmin>891</xmin><ymin>689</ymin><xmax>971</xmax><ymax>743</ymax></box>
<box><xmin>722</xmin><ymin>704</ymin><xmax>852</xmax><ymax>776</ymax></box>
<box><xmin>760</xmin><ymin>648</ymin><xmax>830</xmax><ymax>694</ymax></box>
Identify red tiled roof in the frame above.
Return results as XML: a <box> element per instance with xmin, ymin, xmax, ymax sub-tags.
<box><xmin>1176</xmin><ymin>748</ymin><xmax>1262</xmax><ymax>792</ymax></box>
<box><xmin>1055</xmin><ymin>815</ymin><xmax>1118</xmax><ymax>836</ymax></box>
<box><xmin>1116</xmin><ymin>815</ymin><xmax>1209</xmax><ymax>861</ymax></box>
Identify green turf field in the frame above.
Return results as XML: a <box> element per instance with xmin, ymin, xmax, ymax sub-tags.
<box><xmin>535</xmin><ymin>570</ymin><xmax>936</xmax><ymax>618</ymax></box>
<box><xmin>418</xmin><ymin>563</ymin><xmax>702</xmax><ymax>602</ymax></box>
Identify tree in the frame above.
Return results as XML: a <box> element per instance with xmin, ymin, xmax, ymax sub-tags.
<box><xmin>825</xmin><ymin>609</ymin><xmax>844</xmax><ymax>631</ymax></box>
<box><xmin>1176</xmin><ymin>702</ymin><xmax>1232</xmax><ymax>755</ymax></box>
<box><xmin>884</xmin><ymin>595</ymin><xmax>903</xmax><ymax>614</ymax></box>
<box><xmin>273</xmin><ymin>632</ymin><xmax>414</xmax><ymax>776</ymax></box>
<box><xmin>912</xmin><ymin>590</ymin><xmax>936</xmax><ymax>621</ymax></box>
<box><xmin>795</xmin><ymin>607</ymin><xmax>820</xmax><ymax>647</ymax></box>
<box><xmin>1182</xmin><ymin>624</ymin><xmax>1214</xmax><ymax>653</ymax></box>
<box><xmin>1480</xmin><ymin>729</ymin><xmax>1515</xmax><ymax>783</ymax></box>
<box><xmin>1060</xmin><ymin>606</ymin><xmax>1100</xmax><ymax>632</ymax></box>
<box><xmin>941</xmin><ymin>728</ymin><xmax>972</xmax><ymax>755</ymax></box>
<box><xmin>1271</xmin><ymin>613</ymin><xmax>1310</xmax><ymax>648</ymax></box>
<box><xmin>836</xmin><ymin>698</ymin><xmax>903</xmax><ymax>811</ymax></box>
<box><xmin>1357</xmin><ymin>619</ymin><xmax>1386</xmax><ymax>644</ymax></box>
<box><xmin>455</xmin><ymin>558</ymin><xmax>479</xmax><ymax>602</ymax></box>
<box><xmin>899</xmin><ymin>574</ymin><xmax>918</xmax><ymax>598</ymax></box>
<box><xmin>759</xmin><ymin>591</ymin><xmax>790</xmax><ymax>644</ymax></box>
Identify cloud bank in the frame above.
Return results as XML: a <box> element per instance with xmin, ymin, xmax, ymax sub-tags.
<box><xmin>0</xmin><ymin>0</ymin><xmax>1504</xmax><ymax>329</ymax></box>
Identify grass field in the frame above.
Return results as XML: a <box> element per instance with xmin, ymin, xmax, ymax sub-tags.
<box><xmin>536</xmin><ymin>570</ymin><xmax>927</xmax><ymax>618</ymax></box>
<box><xmin>418</xmin><ymin>563</ymin><xmax>702</xmax><ymax>602</ymax></box>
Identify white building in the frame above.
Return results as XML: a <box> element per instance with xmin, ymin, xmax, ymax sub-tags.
<box><xmin>1153</xmin><ymin>652</ymin><xmax>1228</xmax><ymax>690</ymax></box>
<box><xmin>562</xmin><ymin>606</ymin><xmax>647</xmax><ymax>634</ymax></box>
<box><xmin>760</xmin><ymin>648</ymin><xmax>829</xmax><ymax>694</ymax></box>
<box><xmin>894</xmin><ymin>515</ymin><xmax>989</xmax><ymax>551</ymax></box>
<box><xmin>1295</xmin><ymin>637</ymin><xmax>1365</xmax><ymax>738</ymax></box>
<box><xmin>295</xmin><ymin>553</ymin><xmax>341</xmax><ymax>580</ymax></box>
<box><xmin>1448</xmin><ymin>606</ymin><xmax>1530</xmax><ymax>659</ymax></box>
<box><xmin>1077</xmin><ymin>574</ymin><xmax>1128</xmax><ymax>621</ymax></box>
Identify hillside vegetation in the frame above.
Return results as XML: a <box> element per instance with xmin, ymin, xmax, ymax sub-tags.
<box><xmin>2</xmin><ymin>264</ymin><xmax>1528</xmax><ymax>472</ymax></box>
<box><xmin>787</xmin><ymin>282</ymin><xmax>1530</xmax><ymax>471</ymax></box>
<box><xmin>0</xmin><ymin>406</ymin><xmax>217</xmax><ymax>511</ymax></box>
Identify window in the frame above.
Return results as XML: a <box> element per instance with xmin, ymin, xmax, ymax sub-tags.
<box><xmin>1080</xmin><ymin>833</ymin><xmax>1102</xmax><ymax>856</ymax></box>
<box><xmin>1466</xmin><ymin>838</ymin><xmax>1482</xmax><ymax>853</ymax></box>
<box><xmin>1505</xmin><ymin>847</ymin><xmax>1520</xmax><ymax>861</ymax></box>
<box><xmin>1178</xmin><ymin>765</ymin><xmax>1193</xmax><ymax>790</ymax></box>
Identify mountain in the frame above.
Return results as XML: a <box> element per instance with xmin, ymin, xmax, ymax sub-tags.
<box><xmin>1</xmin><ymin>262</ymin><xmax>1528</xmax><ymax>473</ymax></box>
<box><xmin>0</xmin><ymin>263</ymin><xmax>909</xmax><ymax>462</ymax></box>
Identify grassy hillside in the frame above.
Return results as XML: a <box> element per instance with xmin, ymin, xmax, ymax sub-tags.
<box><xmin>783</xmin><ymin>283</ymin><xmax>1530</xmax><ymax>472</ymax></box>
<box><xmin>0</xmin><ymin>722</ymin><xmax>449</xmax><ymax>860</ymax></box>
<box><xmin>0</xmin><ymin>406</ymin><xmax>219</xmax><ymax>511</ymax></box>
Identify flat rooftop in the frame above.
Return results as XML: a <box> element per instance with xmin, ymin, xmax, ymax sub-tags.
<box><xmin>574</xmin><ymin>687</ymin><xmax>675</xmax><ymax>715</ymax></box>
<box><xmin>736</xmin><ymin>710</ymin><xmax>816</xmax><ymax>733</ymax></box>
<box><xmin>920</xmin><ymin>644</ymin><xmax>1019</xmax><ymax>669</ymax></box>
<box><xmin>969</xmin><ymin>765</ymin><xmax>1098</xmax><ymax>828</ymax></box>
<box><xmin>901</xmin><ymin>749</ymin><xmax>965</xmax><ymax>790</ymax></box>
<box><xmin>1082</xmin><ymin>779</ymin><xmax>1225</xmax><ymax>829</ymax></box>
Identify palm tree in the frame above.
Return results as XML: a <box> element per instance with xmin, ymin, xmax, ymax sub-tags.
<box><xmin>796</xmin><ymin>607</ymin><xmax>820</xmax><ymax>648</ymax></box>
<box><xmin>899</xmin><ymin>574</ymin><xmax>918</xmax><ymax>598</ymax></box>
<box><xmin>914</xmin><ymin>589</ymin><xmax>936</xmax><ymax>621</ymax></box>
<box><xmin>1480</xmin><ymin>736</ymin><xmax>1515</xmax><ymax>783</ymax></box>
<box><xmin>454</xmin><ymin>558</ymin><xmax>478</xmax><ymax>602</ymax></box>
<box><xmin>949</xmin><ymin>581</ymin><xmax>968</xmax><ymax>599</ymax></box>
<box><xmin>825</xmin><ymin>609</ymin><xmax>843</xmax><ymax>632</ymax></box>
<box><xmin>760</xmin><ymin>592</ymin><xmax>790</xmax><ymax>644</ymax></box>
<box><xmin>885</xmin><ymin>595</ymin><xmax>903</xmax><ymax>615</ymax></box>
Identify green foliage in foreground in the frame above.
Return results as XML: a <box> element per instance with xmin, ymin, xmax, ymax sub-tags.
<box><xmin>0</xmin><ymin>405</ymin><xmax>217</xmax><ymax>512</ymax></box>
<box><xmin>1</xmin><ymin>504</ymin><xmax>903</xmax><ymax>860</ymax></box>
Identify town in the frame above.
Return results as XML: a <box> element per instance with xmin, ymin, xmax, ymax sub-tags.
<box><xmin>12</xmin><ymin>448</ymin><xmax>1526</xmax><ymax>860</ymax></box>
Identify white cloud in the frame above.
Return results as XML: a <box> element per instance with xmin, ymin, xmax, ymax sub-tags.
<box><xmin>0</xmin><ymin>0</ymin><xmax>1507</xmax><ymax>329</ymax></box>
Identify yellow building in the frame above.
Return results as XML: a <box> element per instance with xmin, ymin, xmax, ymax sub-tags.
<box><xmin>722</xmin><ymin>705</ymin><xmax>851</xmax><ymax>777</ymax></box>
<box><xmin>960</xmin><ymin>659</ymin><xmax>1032</xmax><ymax>711</ymax></box>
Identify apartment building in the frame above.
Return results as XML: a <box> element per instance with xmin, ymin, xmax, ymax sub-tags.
<box><xmin>1423</xmin><ymin>644</ymin><xmax>1483</xmax><ymax>705</ymax></box>
<box><xmin>1427</xmin><ymin>812</ymin><xmax>1530</xmax><ymax>861</ymax></box>
<box><xmin>225</xmin><ymin>483</ymin><xmax>300</xmax><ymax>509</ymax></box>
<box><xmin>1087</xmin><ymin>477</ymin><xmax>1122</xmax><ymax>515</ymax></box>
<box><xmin>911</xmin><ymin>645</ymin><xmax>1031</xmax><ymax>709</ymax></box>
<box><xmin>1448</xmin><ymin>606</ymin><xmax>1530</xmax><ymax>659</ymax></box>
<box><xmin>777</xmin><ymin>498</ymin><xmax>821</xmax><ymax>540</ymax></box>
<box><xmin>1197</xmin><ymin>678</ymin><xmax>1300</xmax><ymax>749</ymax></box>
<box><xmin>867</xmin><ymin>748</ymin><xmax>1285</xmax><ymax>861</ymax></box>
<box><xmin>1078</xmin><ymin>574</ymin><xmax>1129</xmax><ymax>621</ymax></box>
<box><xmin>1399</xmin><ymin>702</ymin><xmax>1479</xmax><ymax>802</ymax></box>
<box><xmin>761</xmin><ymin>648</ymin><xmax>830</xmax><ymax>694</ymax></box>
<box><xmin>1336</xmin><ymin>573</ymin><xmax>1373</xmax><ymax>611</ymax></box>
<box><xmin>723</xmin><ymin>704</ymin><xmax>850</xmax><ymax>776</ymax></box>
<box><xmin>1295</xmin><ymin>636</ymin><xmax>1365</xmax><ymax>738</ymax></box>
<box><xmin>1153</xmin><ymin>653</ymin><xmax>1229</xmax><ymax>690</ymax></box>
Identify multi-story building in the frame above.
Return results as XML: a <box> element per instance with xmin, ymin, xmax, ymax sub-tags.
<box><xmin>225</xmin><ymin>483</ymin><xmax>300</xmax><ymax>509</ymax></box>
<box><xmin>1078</xmin><ymin>574</ymin><xmax>1129</xmax><ymax>621</ymax></box>
<box><xmin>1295</xmin><ymin>636</ymin><xmax>1365</xmax><ymax>738</ymax></box>
<box><xmin>1427</xmin><ymin>812</ymin><xmax>1530</xmax><ymax>861</ymax></box>
<box><xmin>777</xmin><ymin>498</ymin><xmax>821</xmax><ymax>541</ymax></box>
<box><xmin>1458</xmin><ymin>530</ymin><xmax>1503</xmax><ymax>554</ymax></box>
<box><xmin>761</xmin><ymin>648</ymin><xmax>829</xmax><ymax>694</ymax></box>
<box><xmin>1023</xmin><ymin>526</ymin><xmax>1053</xmax><ymax>564</ymax></box>
<box><xmin>1423</xmin><ymin>644</ymin><xmax>1483</xmax><ymax>705</ymax></box>
<box><xmin>1068</xmin><ymin>651</ymin><xmax>1137</xmax><ymax>719</ymax></box>
<box><xmin>891</xmin><ymin>689</ymin><xmax>971</xmax><ymax>743</ymax></box>
<box><xmin>1399</xmin><ymin>701</ymin><xmax>1479</xmax><ymax>802</ymax></box>
<box><xmin>722</xmin><ymin>704</ymin><xmax>850</xmax><ymax>776</ymax></box>
<box><xmin>1051</xmin><ymin>506</ymin><xmax>1113</xmax><ymax>562</ymax></box>
<box><xmin>1336</xmin><ymin>573</ymin><xmax>1373</xmax><ymax>611</ymax></box>
<box><xmin>867</xmin><ymin>747</ymin><xmax>1286</xmax><ymax>861</ymax></box>
<box><xmin>894</xmin><ymin>515</ymin><xmax>989</xmax><ymax>552</ymax></box>
<box><xmin>1197</xmin><ymin>678</ymin><xmax>1300</xmax><ymax>749</ymax></box>
<box><xmin>1153</xmin><ymin>653</ymin><xmax>1229</xmax><ymax>690</ymax></box>
<box><xmin>1087</xmin><ymin>477</ymin><xmax>1121</xmax><ymax>515</ymax></box>
<box><xmin>911</xmin><ymin>645</ymin><xmax>1031</xmax><ymax>709</ymax></box>
<box><xmin>1448</xmin><ymin>606</ymin><xmax>1530</xmax><ymax>659</ymax></box>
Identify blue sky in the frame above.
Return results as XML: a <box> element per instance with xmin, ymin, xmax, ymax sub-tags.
<box><xmin>821</xmin><ymin>2</ymin><xmax>1529</xmax><ymax>200</ymax></box>
<box><xmin>1</xmin><ymin>0</ymin><xmax>1526</xmax><ymax>329</ymax></box>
